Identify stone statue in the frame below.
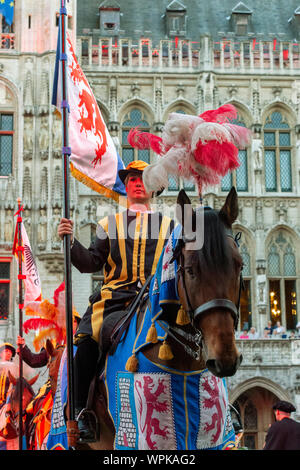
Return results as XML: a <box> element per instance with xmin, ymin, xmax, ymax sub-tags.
<box><xmin>37</xmin><ymin>208</ymin><xmax>47</xmax><ymax>246</ymax></box>
<box><xmin>4</xmin><ymin>209</ymin><xmax>13</xmax><ymax>243</ymax></box>
<box><xmin>39</xmin><ymin>116</ymin><xmax>49</xmax><ymax>157</ymax></box>
<box><xmin>24</xmin><ymin>117</ymin><xmax>33</xmax><ymax>155</ymax></box>
<box><xmin>23</xmin><ymin>209</ymin><xmax>32</xmax><ymax>240</ymax></box>
<box><xmin>252</xmin><ymin>139</ymin><xmax>263</xmax><ymax>170</ymax></box>
<box><xmin>51</xmin><ymin>207</ymin><xmax>61</xmax><ymax>248</ymax></box>
<box><xmin>52</xmin><ymin>116</ymin><xmax>62</xmax><ymax>154</ymax></box>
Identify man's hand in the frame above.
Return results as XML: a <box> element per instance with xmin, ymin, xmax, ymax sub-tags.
<box><xmin>58</xmin><ymin>218</ymin><xmax>74</xmax><ymax>242</ymax></box>
<box><xmin>16</xmin><ymin>335</ymin><xmax>25</xmax><ymax>353</ymax></box>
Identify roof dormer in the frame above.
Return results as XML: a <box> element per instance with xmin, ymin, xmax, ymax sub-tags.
<box><xmin>165</xmin><ymin>0</ymin><xmax>187</xmax><ymax>37</ymax></box>
<box><xmin>288</xmin><ymin>6</ymin><xmax>300</xmax><ymax>36</ymax></box>
<box><xmin>230</xmin><ymin>1</ymin><xmax>253</xmax><ymax>36</ymax></box>
<box><xmin>99</xmin><ymin>1</ymin><xmax>120</xmax><ymax>35</ymax></box>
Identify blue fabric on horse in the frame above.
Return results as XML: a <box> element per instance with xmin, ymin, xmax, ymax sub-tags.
<box><xmin>46</xmin><ymin>347</ymin><xmax>77</xmax><ymax>450</ymax></box>
<box><xmin>133</xmin><ymin>224</ymin><xmax>182</xmax><ymax>353</ymax></box>
<box><xmin>104</xmin><ymin>225</ymin><xmax>235</xmax><ymax>450</ymax></box>
<box><xmin>105</xmin><ymin>314</ymin><xmax>235</xmax><ymax>450</ymax></box>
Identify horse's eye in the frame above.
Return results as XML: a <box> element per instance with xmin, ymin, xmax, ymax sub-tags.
<box><xmin>186</xmin><ymin>266</ymin><xmax>194</xmax><ymax>277</ymax></box>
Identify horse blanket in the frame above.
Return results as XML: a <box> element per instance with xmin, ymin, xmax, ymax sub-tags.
<box><xmin>25</xmin><ymin>380</ymin><xmax>53</xmax><ymax>450</ymax></box>
<box><xmin>104</xmin><ymin>225</ymin><xmax>235</xmax><ymax>450</ymax></box>
<box><xmin>46</xmin><ymin>347</ymin><xmax>77</xmax><ymax>450</ymax></box>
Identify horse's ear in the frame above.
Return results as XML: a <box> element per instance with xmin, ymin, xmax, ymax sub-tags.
<box><xmin>8</xmin><ymin>370</ymin><xmax>17</xmax><ymax>386</ymax></box>
<box><xmin>176</xmin><ymin>189</ymin><xmax>195</xmax><ymax>232</ymax></box>
<box><xmin>45</xmin><ymin>339</ymin><xmax>54</xmax><ymax>357</ymax></box>
<box><xmin>219</xmin><ymin>186</ymin><xmax>238</xmax><ymax>227</ymax></box>
<box><xmin>28</xmin><ymin>373</ymin><xmax>39</xmax><ymax>386</ymax></box>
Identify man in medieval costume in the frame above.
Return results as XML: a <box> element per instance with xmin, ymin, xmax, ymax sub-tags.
<box><xmin>58</xmin><ymin>160</ymin><xmax>174</xmax><ymax>442</ymax></box>
<box><xmin>0</xmin><ymin>343</ymin><xmax>16</xmax><ymax>409</ymax></box>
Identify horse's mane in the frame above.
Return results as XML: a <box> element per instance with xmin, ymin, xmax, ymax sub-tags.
<box><xmin>193</xmin><ymin>208</ymin><xmax>233</xmax><ymax>277</ymax></box>
<box><xmin>10</xmin><ymin>378</ymin><xmax>35</xmax><ymax>402</ymax></box>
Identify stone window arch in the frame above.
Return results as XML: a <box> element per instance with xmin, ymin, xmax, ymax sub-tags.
<box><xmin>267</xmin><ymin>230</ymin><xmax>298</xmax><ymax>330</ymax></box>
<box><xmin>221</xmin><ymin>112</ymin><xmax>249</xmax><ymax>192</ymax></box>
<box><xmin>263</xmin><ymin>110</ymin><xmax>293</xmax><ymax>193</ymax></box>
<box><xmin>166</xmin><ymin>108</ymin><xmax>196</xmax><ymax>194</ymax></box>
<box><xmin>121</xmin><ymin>107</ymin><xmax>151</xmax><ymax>166</ymax></box>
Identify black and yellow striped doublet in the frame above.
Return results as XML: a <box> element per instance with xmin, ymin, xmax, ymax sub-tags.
<box><xmin>0</xmin><ymin>370</ymin><xmax>10</xmax><ymax>408</ymax></box>
<box><xmin>72</xmin><ymin>210</ymin><xmax>174</xmax><ymax>342</ymax></box>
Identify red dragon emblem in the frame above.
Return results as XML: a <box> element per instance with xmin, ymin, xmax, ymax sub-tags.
<box><xmin>135</xmin><ymin>375</ymin><xmax>170</xmax><ymax>450</ymax></box>
<box><xmin>202</xmin><ymin>375</ymin><xmax>226</xmax><ymax>444</ymax></box>
<box><xmin>67</xmin><ymin>35</ymin><xmax>108</xmax><ymax>166</ymax></box>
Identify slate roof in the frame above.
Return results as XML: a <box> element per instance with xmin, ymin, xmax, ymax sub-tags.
<box><xmin>77</xmin><ymin>0</ymin><xmax>300</xmax><ymax>43</ymax></box>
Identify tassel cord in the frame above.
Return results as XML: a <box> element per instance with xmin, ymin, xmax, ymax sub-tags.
<box><xmin>156</xmin><ymin>320</ymin><xmax>202</xmax><ymax>361</ymax></box>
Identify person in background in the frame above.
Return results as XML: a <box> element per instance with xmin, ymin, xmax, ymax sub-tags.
<box><xmin>0</xmin><ymin>343</ymin><xmax>16</xmax><ymax>409</ymax></box>
<box><xmin>273</xmin><ymin>321</ymin><xmax>286</xmax><ymax>338</ymax></box>
<box><xmin>239</xmin><ymin>330</ymin><xmax>249</xmax><ymax>339</ymax></box>
<box><xmin>262</xmin><ymin>329</ymin><xmax>270</xmax><ymax>339</ymax></box>
<box><xmin>263</xmin><ymin>401</ymin><xmax>300</xmax><ymax>450</ymax></box>
<box><xmin>16</xmin><ymin>313</ymin><xmax>81</xmax><ymax>368</ymax></box>
<box><xmin>264</xmin><ymin>321</ymin><xmax>273</xmax><ymax>337</ymax></box>
<box><xmin>248</xmin><ymin>326</ymin><xmax>259</xmax><ymax>339</ymax></box>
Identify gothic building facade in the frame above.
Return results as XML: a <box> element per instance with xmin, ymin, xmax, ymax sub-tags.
<box><xmin>0</xmin><ymin>0</ymin><xmax>300</xmax><ymax>449</ymax></box>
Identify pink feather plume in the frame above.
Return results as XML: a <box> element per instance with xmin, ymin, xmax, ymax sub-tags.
<box><xmin>126</xmin><ymin>105</ymin><xmax>252</xmax><ymax>193</ymax></box>
<box><xmin>199</xmin><ymin>104</ymin><xmax>237</xmax><ymax>123</ymax></box>
<box><xmin>127</xmin><ymin>127</ymin><xmax>164</xmax><ymax>155</ymax></box>
<box><xmin>53</xmin><ymin>281</ymin><xmax>65</xmax><ymax>307</ymax></box>
<box><xmin>193</xmin><ymin>141</ymin><xmax>239</xmax><ymax>175</ymax></box>
<box><xmin>23</xmin><ymin>318</ymin><xmax>58</xmax><ymax>334</ymax></box>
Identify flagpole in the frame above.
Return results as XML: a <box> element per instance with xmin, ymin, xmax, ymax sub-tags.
<box><xmin>16</xmin><ymin>197</ymin><xmax>24</xmax><ymax>450</ymax></box>
<box><xmin>59</xmin><ymin>0</ymin><xmax>77</xmax><ymax>448</ymax></box>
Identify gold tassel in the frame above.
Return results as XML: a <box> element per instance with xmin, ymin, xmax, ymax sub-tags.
<box><xmin>158</xmin><ymin>340</ymin><xmax>174</xmax><ymax>360</ymax></box>
<box><xmin>176</xmin><ymin>306</ymin><xmax>190</xmax><ymax>326</ymax></box>
<box><xmin>125</xmin><ymin>354</ymin><xmax>139</xmax><ymax>372</ymax></box>
<box><xmin>146</xmin><ymin>322</ymin><xmax>158</xmax><ymax>343</ymax></box>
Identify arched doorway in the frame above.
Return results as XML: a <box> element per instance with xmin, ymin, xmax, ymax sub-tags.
<box><xmin>233</xmin><ymin>386</ymin><xmax>280</xmax><ymax>449</ymax></box>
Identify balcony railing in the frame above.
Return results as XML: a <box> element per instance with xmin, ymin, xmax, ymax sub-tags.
<box><xmin>236</xmin><ymin>339</ymin><xmax>300</xmax><ymax>366</ymax></box>
<box><xmin>77</xmin><ymin>36</ymin><xmax>300</xmax><ymax>73</ymax></box>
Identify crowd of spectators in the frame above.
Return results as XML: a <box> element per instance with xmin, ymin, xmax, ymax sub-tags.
<box><xmin>237</xmin><ymin>321</ymin><xmax>300</xmax><ymax>340</ymax></box>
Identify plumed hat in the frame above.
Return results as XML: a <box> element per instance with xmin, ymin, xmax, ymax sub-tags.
<box><xmin>273</xmin><ymin>400</ymin><xmax>296</xmax><ymax>413</ymax></box>
<box><xmin>127</xmin><ymin>104</ymin><xmax>252</xmax><ymax>194</ymax></box>
<box><xmin>0</xmin><ymin>342</ymin><xmax>16</xmax><ymax>358</ymax></box>
<box><xmin>119</xmin><ymin>160</ymin><xmax>164</xmax><ymax>196</ymax></box>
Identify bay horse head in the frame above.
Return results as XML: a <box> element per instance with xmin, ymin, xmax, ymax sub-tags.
<box><xmin>5</xmin><ymin>370</ymin><xmax>39</xmax><ymax>436</ymax></box>
<box><xmin>174</xmin><ymin>187</ymin><xmax>243</xmax><ymax>377</ymax></box>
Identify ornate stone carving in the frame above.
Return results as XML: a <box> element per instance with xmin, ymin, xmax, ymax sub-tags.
<box><xmin>275</xmin><ymin>202</ymin><xmax>287</xmax><ymax>223</ymax></box>
<box><xmin>52</xmin><ymin>114</ymin><xmax>62</xmax><ymax>157</ymax></box>
<box><xmin>23</xmin><ymin>167</ymin><xmax>32</xmax><ymax>208</ymax></box>
<box><xmin>38</xmin><ymin>253</ymin><xmax>64</xmax><ymax>276</ymax></box>
<box><xmin>51</xmin><ymin>207</ymin><xmax>62</xmax><ymax>250</ymax></box>
<box><xmin>4</xmin><ymin>209</ymin><xmax>13</xmax><ymax>244</ymax></box>
<box><xmin>37</xmin><ymin>208</ymin><xmax>47</xmax><ymax>250</ymax></box>
<box><xmin>39</xmin><ymin>116</ymin><xmax>49</xmax><ymax>159</ymax></box>
<box><xmin>23</xmin><ymin>116</ymin><xmax>33</xmax><ymax>159</ymax></box>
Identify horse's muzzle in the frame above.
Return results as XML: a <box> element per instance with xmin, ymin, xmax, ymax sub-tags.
<box><xmin>206</xmin><ymin>353</ymin><xmax>243</xmax><ymax>378</ymax></box>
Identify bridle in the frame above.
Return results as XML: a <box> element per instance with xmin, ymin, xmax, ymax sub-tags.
<box><xmin>156</xmin><ymin>222</ymin><xmax>244</xmax><ymax>361</ymax></box>
<box><xmin>174</xmin><ymin>228</ymin><xmax>243</xmax><ymax>327</ymax></box>
<box><xmin>174</xmin><ymin>230</ymin><xmax>243</xmax><ymax>331</ymax></box>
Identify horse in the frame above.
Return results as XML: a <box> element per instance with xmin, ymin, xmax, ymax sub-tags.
<box><xmin>0</xmin><ymin>370</ymin><xmax>39</xmax><ymax>449</ymax></box>
<box><xmin>58</xmin><ymin>187</ymin><xmax>243</xmax><ymax>450</ymax></box>
<box><xmin>23</xmin><ymin>341</ymin><xmax>65</xmax><ymax>450</ymax></box>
